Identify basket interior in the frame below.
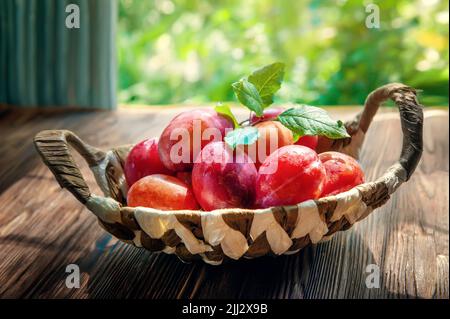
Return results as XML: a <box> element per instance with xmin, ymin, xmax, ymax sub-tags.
<box><xmin>92</xmin><ymin>129</ymin><xmax>365</xmax><ymax>210</ymax></box>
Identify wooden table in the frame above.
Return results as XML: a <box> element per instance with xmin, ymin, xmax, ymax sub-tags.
<box><xmin>0</xmin><ymin>106</ymin><xmax>448</xmax><ymax>299</ymax></box>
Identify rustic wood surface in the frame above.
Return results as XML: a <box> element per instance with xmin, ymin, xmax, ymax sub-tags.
<box><xmin>0</xmin><ymin>105</ymin><xmax>448</xmax><ymax>299</ymax></box>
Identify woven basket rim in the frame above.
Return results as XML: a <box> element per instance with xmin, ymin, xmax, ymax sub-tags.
<box><xmin>33</xmin><ymin>83</ymin><xmax>424</xmax><ymax>263</ymax></box>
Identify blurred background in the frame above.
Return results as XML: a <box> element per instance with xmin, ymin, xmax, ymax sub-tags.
<box><xmin>0</xmin><ymin>0</ymin><xmax>448</xmax><ymax>109</ymax></box>
<box><xmin>118</xmin><ymin>0</ymin><xmax>449</xmax><ymax>107</ymax></box>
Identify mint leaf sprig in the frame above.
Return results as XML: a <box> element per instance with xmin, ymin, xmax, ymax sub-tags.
<box><xmin>224</xmin><ymin>126</ymin><xmax>259</xmax><ymax>149</ymax></box>
<box><xmin>277</xmin><ymin>105</ymin><xmax>350</xmax><ymax>139</ymax></box>
<box><xmin>247</xmin><ymin>62</ymin><xmax>285</xmax><ymax>107</ymax></box>
<box><xmin>215</xmin><ymin>103</ymin><xmax>240</xmax><ymax>128</ymax></box>
<box><xmin>221</xmin><ymin>62</ymin><xmax>349</xmax><ymax>149</ymax></box>
<box><xmin>215</xmin><ymin>103</ymin><xmax>261</xmax><ymax>150</ymax></box>
<box><xmin>231</xmin><ymin>79</ymin><xmax>264</xmax><ymax>117</ymax></box>
<box><xmin>231</xmin><ymin>62</ymin><xmax>285</xmax><ymax>116</ymax></box>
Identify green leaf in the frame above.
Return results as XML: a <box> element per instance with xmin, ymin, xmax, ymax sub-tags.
<box><xmin>292</xmin><ymin>132</ymin><xmax>300</xmax><ymax>143</ymax></box>
<box><xmin>277</xmin><ymin>105</ymin><xmax>350</xmax><ymax>139</ymax></box>
<box><xmin>232</xmin><ymin>79</ymin><xmax>264</xmax><ymax>116</ymax></box>
<box><xmin>224</xmin><ymin>126</ymin><xmax>260</xmax><ymax>149</ymax></box>
<box><xmin>215</xmin><ymin>103</ymin><xmax>240</xmax><ymax>128</ymax></box>
<box><xmin>248</xmin><ymin>62</ymin><xmax>285</xmax><ymax>107</ymax></box>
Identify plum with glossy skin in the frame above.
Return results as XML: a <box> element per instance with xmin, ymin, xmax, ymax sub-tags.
<box><xmin>192</xmin><ymin>142</ymin><xmax>257</xmax><ymax>211</ymax></box>
<box><xmin>255</xmin><ymin>145</ymin><xmax>326</xmax><ymax>208</ymax></box>
<box><xmin>249</xmin><ymin>107</ymin><xmax>285</xmax><ymax>125</ymax></box>
<box><xmin>124</xmin><ymin>137</ymin><xmax>173</xmax><ymax>187</ymax></box>
<box><xmin>158</xmin><ymin>109</ymin><xmax>234</xmax><ymax>172</ymax></box>
<box><xmin>295</xmin><ymin>135</ymin><xmax>318</xmax><ymax>150</ymax></box>
<box><xmin>127</xmin><ymin>174</ymin><xmax>199</xmax><ymax>210</ymax></box>
<box><xmin>319</xmin><ymin>151</ymin><xmax>365</xmax><ymax>197</ymax></box>
<box><xmin>243</xmin><ymin>120</ymin><xmax>293</xmax><ymax>168</ymax></box>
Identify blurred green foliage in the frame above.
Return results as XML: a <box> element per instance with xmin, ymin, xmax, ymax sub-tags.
<box><xmin>118</xmin><ymin>0</ymin><xmax>449</xmax><ymax>106</ymax></box>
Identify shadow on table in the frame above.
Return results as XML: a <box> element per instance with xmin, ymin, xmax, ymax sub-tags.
<box><xmin>179</xmin><ymin>231</ymin><xmax>386</xmax><ymax>299</ymax></box>
<box><xmin>83</xmin><ymin>230</ymin><xmax>412</xmax><ymax>299</ymax></box>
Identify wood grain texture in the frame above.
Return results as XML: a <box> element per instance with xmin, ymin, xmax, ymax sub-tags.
<box><xmin>0</xmin><ymin>106</ymin><xmax>447</xmax><ymax>299</ymax></box>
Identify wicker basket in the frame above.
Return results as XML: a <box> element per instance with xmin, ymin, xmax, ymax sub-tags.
<box><xmin>34</xmin><ymin>83</ymin><xmax>423</xmax><ymax>265</ymax></box>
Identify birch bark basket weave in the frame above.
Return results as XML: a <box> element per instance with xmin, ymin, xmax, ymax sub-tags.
<box><xmin>34</xmin><ymin>83</ymin><xmax>424</xmax><ymax>265</ymax></box>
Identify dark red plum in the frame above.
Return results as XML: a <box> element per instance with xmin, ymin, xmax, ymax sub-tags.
<box><xmin>192</xmin><ymin>142</ymin><xmax>257</xmax><ymax>211</ymax></box>
<box><xmin>124</xmin><ymin>137</ymin><xmax>173</xmax><ymax>187</ymax></box>
<box><xmin>255</xmin><ymin>145</ymin><xmax>326</xmax><ymax>208</ymax></box>
<box><xmin>319</xmin><ymin>151</ymin><xmax>365</xmax><ymax>197</ymax></box>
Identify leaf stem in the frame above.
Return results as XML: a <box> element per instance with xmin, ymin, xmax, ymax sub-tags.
<box><xmin>239</xmin><ymin>119</ymin><xmax>250</xmax><ymax>126</ymax></box>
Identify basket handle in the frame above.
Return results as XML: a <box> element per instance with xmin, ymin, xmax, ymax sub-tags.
<box><xmin>358</xmin><ymin>83</ymin><xmax>424</xmax><ymax>180</ymax></box>
<box><xmin>34</xmin><ymin>130</ymin><xmax>106</xmax><ymax>204</ymax></box>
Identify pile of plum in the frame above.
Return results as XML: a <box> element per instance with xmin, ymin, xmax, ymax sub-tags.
<box><xmin>125</xmin><ymin>106</ymin><xmax>364</xmax><ymax>211</ymax></box>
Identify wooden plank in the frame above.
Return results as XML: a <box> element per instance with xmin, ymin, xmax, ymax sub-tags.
<box><xmin>0</xmin><ymin>107</ymin><xmax>447</xmax><ymax>299</ymax></box>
